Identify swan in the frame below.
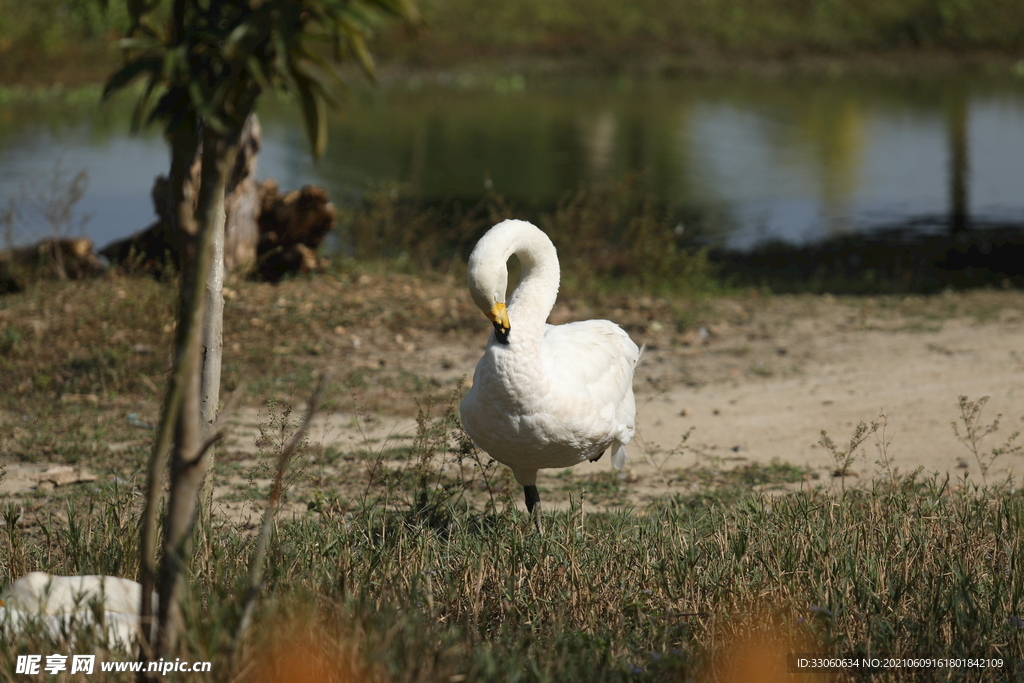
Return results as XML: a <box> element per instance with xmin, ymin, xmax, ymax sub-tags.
<box><xmin>460</xmin><ymin>219</ymin><xmax>640</xmax><ymax>520</ymax></box>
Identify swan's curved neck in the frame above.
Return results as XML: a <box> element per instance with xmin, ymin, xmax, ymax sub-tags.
<box><xmin>468</xmin><ymin>220</ymin><xmax>561</xmax><ymax>342</ymax></box>
<box><xmin>507</xmin><ymin>232</ymin><xmax>559</xmax><ymax>335</ymax></box>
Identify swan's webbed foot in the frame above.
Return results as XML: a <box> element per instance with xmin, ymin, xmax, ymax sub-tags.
<box><xmin>523</xmin><ymin>485</ymin><xmax>544</xmax><ymax>534</ymax></box>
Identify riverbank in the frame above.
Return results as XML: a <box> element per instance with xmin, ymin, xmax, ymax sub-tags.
<box><xmin>2</xmin><ymin>0</ymin><xmax>1024</xmax><ymax>87</ymax></box>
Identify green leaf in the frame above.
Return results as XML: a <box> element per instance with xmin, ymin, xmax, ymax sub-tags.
<box><xmin>162</xmin><ymin>45</ymin><xmax>187</xmax><ymax>81</ymax></box>
<box><xmin>130</xmin><ymin>75</ymin><xmax>161</xmax><ymax>133</ymax></box>
<box><xmin>293</xmin><ymin>72</ymin><xmax>328</xmax><ymax>158</ymax></box>
<box><xmin>103</xmin><ymin>56</ymin><xmax>162</xmax><ymax>100</ymax></box>
<box><xmin>113</xmin><ymin>37</ymin><xmax>161</xmax><ymax>52</ymax></box>
<box><xmin>295</xmin><ymin>45</ymin><xmax>348</xmax><ymax>95</ymax></box>
<box><xmin>224</xmin><ymin>21</ymin><xmax>254</xmax><ymax>59</ymax></box>
<box><xmin>246</xmin><ymin>56</ymin><xmax>274</xmax><ymax>94</ymax></box>
<box><xmin>347</xmin><ymin>34</ymin><xmax>376</xmax><ymax>79</ymax></box>
<box><xmin>136</xmin><ymin>17</ymin><xmax>165</xmax><ymax>40</ymax></box>
<box><xmin>188</xmin><ymin>81</ymin><xmax>209</xmax><ymax>114</ymax></box>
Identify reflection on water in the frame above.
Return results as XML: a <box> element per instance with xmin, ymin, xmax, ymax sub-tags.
<box><xmin>1</xmin><ymin>73</ymin><xmax>1023</xmax><ymax>251</ymax></box>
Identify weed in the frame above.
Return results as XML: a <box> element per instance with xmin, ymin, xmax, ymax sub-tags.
<box><xmin>250</xmin><ymin>399</ymin><xmax>312</xmax><ymax>503</ymax></box>
<box><xmin>3</xmin><ymin>503</ymin><xmax>26</xmax><ymax>579</ymax></box>
<box><xmin>5</xmin><ymin>468</ymin><xmax>1024</xmax><ymax>681</ymax></box>
<box><xmin>952</xmin><ymin>394</ymin><xmax>1022</xmax><ymax>484</ymax></box>
<box><xmin>819</xmin><ymin>416</ymin><xmax>882</xmax><ymax>488</ymax></box>
<box><xmin>2</xmin><ymin>159</ymin><xmax>91</xmax><ymax>280</ymax></box>
<box><xmin>7</xmin><ymin>0</ymin><xmax>1024</xmax><ymax>89</ymax></box>
<box><xmin>871</xmin><ymin>412</ymin><xmax>900</xmax><ymax>481</ymax></box>
<box><xmin>5</xmin><ymin>256</ymin><xmax>1024</xmax><ymax>679</ymax></box>
<box><xmin>355</xmin><ymin>384</ymin><xmax>514</xmax><ymax>527</ymax></box>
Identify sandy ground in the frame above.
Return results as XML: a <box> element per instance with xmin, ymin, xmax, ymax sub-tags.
<box><xmin>224</xmin><ymin>296</ymin><xmax>1024</xmax><ymax>512</ymax></box>
<box><xmin>4</xmin><ymin>294</ymin><xmax>1023</xmax><ymax>514</ymax></box>
<box><xmin>635</xmin><ymin>316</ymin><xmax>1024</xmax><ymax>483</ymax></box>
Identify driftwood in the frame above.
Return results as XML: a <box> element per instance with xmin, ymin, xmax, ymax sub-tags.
<box><xmin>255</xmin><ymin>180</ymin><xmax>335</xmax><ymax>282</ymax></box>
<box><xmin>0</xmin><ymin>238</ymin><xmax>103</xmax><ymax>293</ymax></box>
<box><xmin>100</xmin><ymin>179</ymin><xmax>334</xmax><ymax>282</ymax></box>
<box><xmin>223</xmin><ymin>115</ymin><xmax>262</xmax><ymax>272</ymax></box>
<box><xmin>5</xmin><ymin>118</ymin><xmax>334</xmax><ymax>292</ymax></box>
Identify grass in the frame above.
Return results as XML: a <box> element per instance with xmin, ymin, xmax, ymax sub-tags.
<box><xmin>3</xmin><ymin>0</ymin><xmax>1024</xmax><ymax>87</ymax></box>
<box><xmin>381</xmin><ymin>0</ymin><xmax>1024</xmax><ymax>74</ymax></box>
<box><xmin>339</xmin><ymin>178</ymin><xmax>720</xmax><ymax>300</ymax></box>
<box><xmin>1</xmin><ymin>241</ymin><xmax>1022</xmax><ymax>475</ymax></box>
<box><xmin>0</xmin><ymin>176</ymin><xmax>723</xmax><ymax>424</ymax></box>
<box><xmin>2</xmin><ymin>399</ymin><xmax>1024</xmax><ymax>681</ymax></box>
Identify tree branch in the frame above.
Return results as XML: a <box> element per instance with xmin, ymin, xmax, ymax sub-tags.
<box><xmin>234</xmin><ymin>373</ymin><xmax>329</xmax><ymax>644</ymax></box>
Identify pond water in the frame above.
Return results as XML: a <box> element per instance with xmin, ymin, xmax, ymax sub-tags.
<box><xmin>1</xmin><ymin>72</ymin><xmax>1023</xmax><ymax>252</ymax></box>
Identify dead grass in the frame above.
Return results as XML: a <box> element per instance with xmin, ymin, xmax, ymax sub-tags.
<box><xmin>4</xmin><ymin>267</ymin><xmax>1024</xmax><ymax>680</ymax></box>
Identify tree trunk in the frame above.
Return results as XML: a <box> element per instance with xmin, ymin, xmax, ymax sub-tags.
<box><xmin>223</xmin><ymin>114</ymin><xmax>261</xmax><ymax>274</ymax></box>
<box><xmin>156</xmin><ymin>126</ymin><xmax>238</xmax><ymax>657</ymax></box>
<box><xmin>137</xmin><ymin>118</ymin><xmax>200</xmax><ymax>667</ymax></box>
<box><xmin>197</xmin><ymin>181</ymin><xmax>225</xmax><ymax>535</ymax></box>
<box><xmin>947</xmin><ymin>93</ymin><xmax>969</xmax><ymax>234</ymax></box>
<box><xmin>138</xmin><ymin>121</ymin><xmax>240</xmax><ymax>677</ymax></box>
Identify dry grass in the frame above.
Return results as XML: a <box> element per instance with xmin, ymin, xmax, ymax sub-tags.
<box><xmin>2</xmin><ymin>401</ymin><xmax>1023</xmax><ymax>681</ymax></box>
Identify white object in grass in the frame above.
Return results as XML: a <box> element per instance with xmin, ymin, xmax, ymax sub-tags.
<box><xmin>0</xmin><ymin>572</ymin><xmax>157</xmax><ymax>650</ymax></box>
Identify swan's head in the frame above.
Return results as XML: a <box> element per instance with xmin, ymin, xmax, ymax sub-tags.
<box><xmin>467</xmin><ymin>220</ymin><xmax>541</xmax><ymax>344</ymax></box>
<box><xmin>467</xmin><ymin>250</ymin><xmax>511</xmax><ymax>344</ymax></box>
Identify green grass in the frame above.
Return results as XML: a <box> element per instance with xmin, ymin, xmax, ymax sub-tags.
<box><xmin>388</xmin><ymin>0</ymin><xmax>1024</xmax><ymax>68</ymax></box>
<box><xmin>4</xmin><ymin>209</ymin><xmax>1024</xmax><ymax>680</ymax></box>
<box><xmin>3</xmin><ymin>0</ymin><xmax>1024</xmax><ymax>87</ymax></box>
<box><xmin>337</xmin><ymin>178</ymin><xmax>721</xmax><ymax>301</ymax></box>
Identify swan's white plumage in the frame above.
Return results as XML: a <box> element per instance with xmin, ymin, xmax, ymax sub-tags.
<box><xmin>460</xmin><ymin>220</ymin><xmax>639</xmax><ymax>491</ymax></box>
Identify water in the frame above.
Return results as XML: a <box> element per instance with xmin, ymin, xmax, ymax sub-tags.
<box><xmin>1</xmin><ymin>72</ymin><xmax>1023</xmax><ymax>252</ymax></box>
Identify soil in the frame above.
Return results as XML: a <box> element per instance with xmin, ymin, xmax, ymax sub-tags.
<box><xmin>222</xmin><ymin>291</ymin><xmax>1024</xmax><ymax>513</ymax></box>
<box><xmin>3</xmin><ymin>289</ymin><xmax>1023</xmax><ymax>516</ymax></box>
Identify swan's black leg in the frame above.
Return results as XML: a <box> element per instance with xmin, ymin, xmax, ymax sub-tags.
<box><xmin>523</xmin><ymin>485</ymin><xmax>544</xmax><ymax>534</ymax></box>
<box><xmin>524</xmin><ymin>485</ymin><xmax>540</xmax><ymax>512</ymax></box>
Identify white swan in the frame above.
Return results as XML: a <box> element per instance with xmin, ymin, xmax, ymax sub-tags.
<box><xmin>460</xmin><ymin>219</ymin><xmax>640</xmax><ymax>516</ymax></box>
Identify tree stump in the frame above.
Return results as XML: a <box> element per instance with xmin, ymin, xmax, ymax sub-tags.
<box><xmin>99</xmin><ymin>114</ymin><xmax>337</xmax><ymax>283</ymax></box>
<box><xmin>0</xmin><ymin>238</ymin><xmax>103</xmax><ymax>293</ymax></box>
<box><xmin>255</xmin><ymin>180</ymin><xmax>336</xmax><ymax>282</ymax></box>
<box><xmin>102</xmin><ymin>114</ymin><xmax>263</xmax><ymax>276</ymax></box>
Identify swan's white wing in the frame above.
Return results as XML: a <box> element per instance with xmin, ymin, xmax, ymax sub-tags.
<box><xmin>541</xmin><ymin>320</ymin><xmax>639</xmax><ymax>459</ymax></box>
<box><xmin>542</xmin><ymin>320</ymin><xmax>639</xmax><ymax>397</ymax></box>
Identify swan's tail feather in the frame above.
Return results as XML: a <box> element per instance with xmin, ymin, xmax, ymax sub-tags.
<box><xmin>611</xmin><ymin>441</ymin><xmax>628</xmax><ymax>470</ymax></box>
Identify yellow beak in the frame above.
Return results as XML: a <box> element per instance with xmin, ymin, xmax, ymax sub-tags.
<box><xmin>487</xmin><ymin>302</ymin><xmax>511</xmax><ymax>344</ymax></box>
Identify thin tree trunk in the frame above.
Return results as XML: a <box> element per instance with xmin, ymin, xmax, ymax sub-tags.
<box><xmin>198</xmin><ymin>191</ymin><xmax>225</xmax><ymax>532</ymax></box>
<box><xmin>137</xmin><ymin>120</ymin><xmax>200</xmax><ymax>666</ymax></box>
<box><xmin>155</xmin><ymin>127</ymin><xmax>239</xmax><ymax>658</ymax></box>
